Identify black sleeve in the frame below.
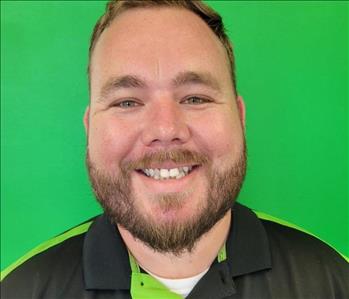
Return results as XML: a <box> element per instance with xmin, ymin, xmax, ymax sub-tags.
<box><xmin>1</xmin><ymin>235</ymin><xmax>85</xmax><ymax>299</ymax></box>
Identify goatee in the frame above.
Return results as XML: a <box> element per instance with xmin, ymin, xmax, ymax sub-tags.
<box><xmin>86</xmin><ymin>146</ymin><xmax>246</xmax><ymax>255</ymax></box>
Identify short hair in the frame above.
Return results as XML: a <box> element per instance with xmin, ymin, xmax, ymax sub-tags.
<box><xmin>88</xmin><ymin>0</ymin><xmax>237</xmax><ymax>95</ymax></box>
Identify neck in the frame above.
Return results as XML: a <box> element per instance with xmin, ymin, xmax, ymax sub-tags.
<box><xmin>117</xmin><ymin>211</ymin><xmax>232</xmax><ymax>279</ymax></box>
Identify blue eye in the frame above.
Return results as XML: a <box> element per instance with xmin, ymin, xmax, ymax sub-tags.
<box><xmin>183</xmin><ymin>96</ymin><xmax>210</xmax><ymax>105</ymax></box>
<box><xmin>115</xmin><ymin>100</ymin><xmax>139</xmax><ymax>108</ymax></box>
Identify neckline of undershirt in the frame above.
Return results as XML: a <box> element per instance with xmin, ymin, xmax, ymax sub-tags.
<box><xmin>146</xmin><ymin>267</ymin><xmax>210</xmax><ymax>298</ymax></box>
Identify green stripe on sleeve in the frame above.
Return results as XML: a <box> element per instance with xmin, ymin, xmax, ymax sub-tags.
<box><xmin>1</xmin><ymin>221</ymin><xmax>93</xmax><ymax>281</ymax></box>
<box><xmin>2</xmin><ymin>211</ymin><xmax>347</xmax><ymax>281</ymax></box>
<box><xmin>254</xmin><ymin>210</ymin><xmax>349</xmax><ymax>263</ymax></box>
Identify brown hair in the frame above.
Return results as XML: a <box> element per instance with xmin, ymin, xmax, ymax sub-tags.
<box><xmin>88</xmin><ymin>0</ymin><xmax>237</xmax><ymax>95</ymax></box>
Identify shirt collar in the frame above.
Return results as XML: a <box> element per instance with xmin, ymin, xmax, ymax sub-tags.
<box><xmin>83</xmin><ymin>203</ymin><xmax>272</xmax><ymax>290</ymax></box>
<box><xmin>187</xmin><ymin>204</ymin><xmax>272</xmax><ymax>299</ymax></box>
<box><xmin>227</xmin><ymin>203</ymin><xmax>272</xmax><ymax>277</ymax></box>
<box><xmin>83</xmin><ymin>214</ymin><xmax>131</xmax><ymax>290</ymax></box>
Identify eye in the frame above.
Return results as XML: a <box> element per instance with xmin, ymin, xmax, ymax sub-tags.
<box><xmin>182</xmin><ymin>96</ymin><xmax>211</xmax><ymax>105</ymax></box>
<box><xmin>113</xmin><ymin>99</ymin><xmax>141</xmax><ymax>108</ymax></box>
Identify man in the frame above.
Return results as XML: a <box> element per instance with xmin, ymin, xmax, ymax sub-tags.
<box><xmin>1</xmin><ymin>1</ymin><xmax>348</xmax><ymax>298</ymax></box>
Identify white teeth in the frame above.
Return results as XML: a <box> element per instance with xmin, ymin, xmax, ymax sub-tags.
<box><xmin>160</xmin><ymin>169</ymin><xmax>169</xmax><ymax>179</ymax></box>
<box><xmin>177</xmin><ymin>171</ymin><xmax>185</xmax><ymax>179</ymax></box>
<box><xmin>154</xmin><ymin>169</ymin><xmax>160</xmax><ymax>180</ymax></box>
<box><xmin>141</xmin><ymin>166</ymin><xmax>193</xmax><ymax>180</ymax></box>
<box><xmin>169</xmin><ymin>168</ymin><xmax>179</xmax><ymax>177</ymax></box>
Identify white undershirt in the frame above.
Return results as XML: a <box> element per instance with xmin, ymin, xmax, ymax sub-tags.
<box><xmin>147</xmin><ymin>268</ymin><xmax>210</xmax><ymax>298</ymax></box>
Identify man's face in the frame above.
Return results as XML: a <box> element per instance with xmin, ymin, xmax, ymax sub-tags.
<box><xmin>85</xmin><ymin>7</ymin><xmax>246</xmax><ymax>254</ymax></box>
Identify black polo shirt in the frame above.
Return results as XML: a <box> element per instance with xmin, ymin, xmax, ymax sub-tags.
<box><xmin>1</xmin><ymin>203</ymin><xmax>348</xmax><ymax>298</ymax></box>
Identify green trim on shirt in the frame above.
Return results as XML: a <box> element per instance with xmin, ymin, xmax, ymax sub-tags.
<box><xmin>128</xmin><ymin>244</ymin><xmax>227</xmax><ymax>298</ymax></box>
<box><xmin>0</xmin><ymin>221</ymin><xmax>93</xmax><ymax>281</ymax></box>
<box><xmin>129</xmin><ymin>253</ymin><xmax>183</xmax><ymax>299</ymax></box>
<box><xmin>254</xmin><ymin>210</ymin><xmax>349</xmax><ymax>263</ymax></box>
<box><xmin>2</xmin><ymin>209</ymin><xmax>347</xmax><ymax>281</ymax></box>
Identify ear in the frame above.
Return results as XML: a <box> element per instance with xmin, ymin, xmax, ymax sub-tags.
<box><xmin>236</xmin><ymin>95</ymin><xmax>246</xmax><ymax>130</ymax></box>
<box><xmin>83</xmin><ymin>106</ymin><xmax>90</xmax><ymax>135</ymax></box>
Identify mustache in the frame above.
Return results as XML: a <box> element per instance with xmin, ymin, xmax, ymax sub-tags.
<box><xmin>122</xmin><ymin>149</ymin><xmax>210</xmax><ymax>171</ymax></box>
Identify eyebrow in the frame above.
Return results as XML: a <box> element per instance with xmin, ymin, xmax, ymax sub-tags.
<box><xmin>98</xmin><ymin>71</ymin><xmax>221</xmax><ymax>102</ymax></box>
<box><xmin>99</xmin><ymin>75</ymin><xmax>147</xmax><ymax>101</ymax></box>
<box><xmin>172</xmin><ymin>71</ymin><xmax>222</xmax><ymax>93</ymax></box>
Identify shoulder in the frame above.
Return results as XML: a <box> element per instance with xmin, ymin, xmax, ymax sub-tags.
<box><xmin>1</xmin><ymin>218</ymin><xmax>95</xmax><ymax>298</ymax></box>
<box><xmin>260</xmin><ymin>217</ymin><xmax>348</xmax><ymax>263</ymax></box>
<box><xmin>259</xmin><ymin>217</ymin><xmax>349</xmax><ymax>289</ymax></box>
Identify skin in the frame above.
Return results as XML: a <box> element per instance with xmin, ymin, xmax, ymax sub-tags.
<box><xmin>84</xmin><ymin>7</ymin><xmax>246</xmax><ymax>278</ymax></box>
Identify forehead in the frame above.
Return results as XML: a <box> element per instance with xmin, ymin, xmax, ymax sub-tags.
<box><xmin>90</xmin><ymin>7</ymin><xmax>231</xmax><ymax>98</ymax></box>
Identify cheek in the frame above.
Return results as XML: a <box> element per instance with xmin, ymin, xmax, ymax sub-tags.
<box><xmin>88</xmin><ymin>117</ymin><xmax>138</xmax><ymax>169</ymax></box>
<box><xmin>191</xmin><ymin>111</ymin><xmax>243</xmax><ymax>160</ymax></box>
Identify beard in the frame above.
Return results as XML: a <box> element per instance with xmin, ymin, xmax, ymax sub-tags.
<box><xmin>86</xmin><ymin>144</ymin><xmax>246</xmax><ymax>255</ymax></box>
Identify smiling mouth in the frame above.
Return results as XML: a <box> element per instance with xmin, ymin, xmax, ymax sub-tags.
<box><xmin>136</xmin><ymin>165</ymin><xmax>199</xmax><ymax>180</ymax></box>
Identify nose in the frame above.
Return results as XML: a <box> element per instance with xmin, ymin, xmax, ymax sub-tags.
<box><xmin>141</xmin><ymin>100</ymin><xmax>190</xmax><ymax>147</ymax></box>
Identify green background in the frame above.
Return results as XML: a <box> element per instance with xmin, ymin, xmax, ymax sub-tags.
<box><xmin>1</xmin><ymin>1</ymin><xmax>348</xmax><ymax>270</ymax></box>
